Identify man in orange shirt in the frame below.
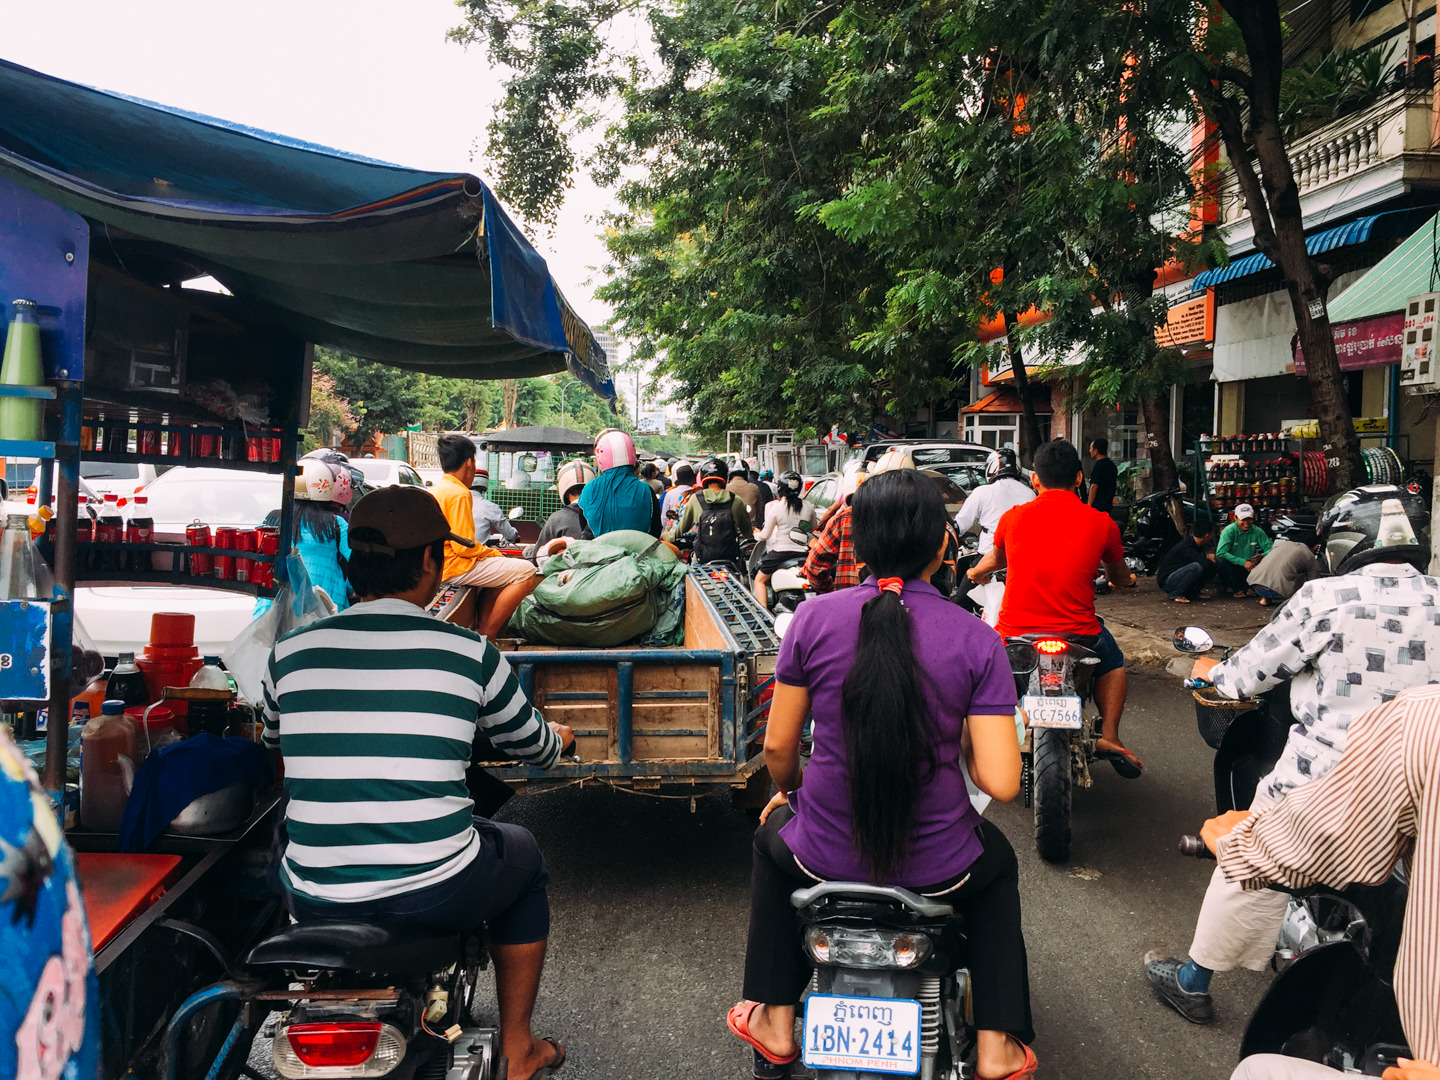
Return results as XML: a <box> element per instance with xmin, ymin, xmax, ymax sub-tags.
<box><xmin>433</xmin><ymin>434</ymin><xmax>540</xmax><ymax>638</ymax></box>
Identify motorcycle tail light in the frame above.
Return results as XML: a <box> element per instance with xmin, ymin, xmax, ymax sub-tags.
<box><xmin>803</xmin><ymin>925</ymin><xmax>933</xmax><ymax>969</ymax></box>
<box><xmin>1034</xmin><ymin>639</ymin><xmax>1068</xmax><ymax>655</ymax></box>
<box><xmin>272</xmin><ymin>1022</ymin><xmax>405</xmax><ymax>1078</ymax></box>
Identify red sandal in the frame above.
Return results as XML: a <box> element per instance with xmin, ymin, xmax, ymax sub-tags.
<box><xmin>726</xmin><ymin>1001</ymin><xmax>799</xmax><ymax>1065</ymax></box>
<box><xmin>982</xmin><ymin>1040</ymin><xmax>1037</xmax><ymax>1080</ymax></box>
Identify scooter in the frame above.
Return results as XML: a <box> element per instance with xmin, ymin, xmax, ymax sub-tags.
<box><xmin>163</xmin><ymin>922</ymin><xmax>500</xmax><ymax>1080</ymax></box>
<box><xmin>747</xmin><ymin>539</ymin><xmax>813</xmax><ymax>615</ymax></box>
<box><xmin>1112</xmin><ymin>489</ymin><xmax>1196</xmax><ymax>574</ymax></box>
<box><xmin>1177</xmin><ymin>835</ymin><xmax>1410</xmax><ymax>1074</ymax></box>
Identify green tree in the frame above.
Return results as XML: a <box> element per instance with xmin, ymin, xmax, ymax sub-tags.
<box><xmin>303</xmin><ymin>370</ymin><xmax>358</xmax><ymax>452</ymax></box>
<box><xmin>313</xmin><ymin>348</ymin><xmax>430</xmax><ymax>445</ymax></box>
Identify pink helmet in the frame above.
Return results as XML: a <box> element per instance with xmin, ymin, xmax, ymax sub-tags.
<box><xmin>594</xmin><ymin>428</ymin><xmax>638</xmax><ymax>471</ymax></box>
<box><xmin>328</xmin><ymin>463</ymin><xmax>354</xmax><ymax>506</ymax></box>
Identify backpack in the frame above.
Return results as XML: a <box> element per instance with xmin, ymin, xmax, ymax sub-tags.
<box><xmin>694</xmin><ymin>493</ymin><xmax>741</xmax><ymax>564</ymax></box>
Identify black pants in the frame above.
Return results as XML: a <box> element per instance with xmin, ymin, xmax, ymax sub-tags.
<box><xmin>743</xmin><ymin>809</ymin><xmax>1034</xmax><ymax>1041</ymax></box>
<box><xmin>1216</xmin><ymin>559</ymin><xmax>1250</xmax><ymax>593</ymax></box>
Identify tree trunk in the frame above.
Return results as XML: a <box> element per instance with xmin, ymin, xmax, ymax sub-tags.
<box><xmin>1213</xmin><ymin>0</ymin><xmax>1364</xmax><ymax>492</ymax></box>
<box><xmin>501</xmin><ymin>379</ymin><xmax>520</xmax><ymax>428</ymax></box>
<box><xmin>1139</xmin><ymin>393</ymin><xmax>1188</xmax><ymax>535</ymax></box>
<box><xmin>1003</xmin><ymin>311</ymin><xmax>1046</xmax><ymax>461</ymax></box>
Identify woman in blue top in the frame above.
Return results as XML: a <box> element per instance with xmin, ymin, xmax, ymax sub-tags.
<box><xmin>254</xmin><ymin>460</ymin><xmax>352</xmax><ymax>616</ymax></box>
<box><xmin>728</xmin><ymin>469</ymin><xmax>1035</xmax><ymax>1080</ymax></box>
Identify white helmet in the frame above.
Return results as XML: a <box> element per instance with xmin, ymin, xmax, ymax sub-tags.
<box><xmin>594</xmin><ymin>428</ymin><xmax>638</xmax><ymax>471</ymax></box>
<box><xmin>294</xmin><ymin>459</ymin><xmax>335</xmax><ymax>503</ymax></box>
<box><xmin>869</xmin><ymin>447</ymin><xmax>915</xmax><ymax>474</ymax></box>
<box><xmin>556</xmin><ymin>460</ymin><xmax>597</xmax><ymax>501</ymax></box>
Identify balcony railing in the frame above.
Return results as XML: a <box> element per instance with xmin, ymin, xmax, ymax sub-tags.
<box><xmin>1217</xmin><ymin>89</ymin><xmax>1437</xmax><ymax>227</ymax></box>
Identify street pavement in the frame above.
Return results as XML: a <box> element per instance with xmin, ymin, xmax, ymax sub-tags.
<box><xmin>477</xmin><ymin>663</ymin><xmax>1275</xmax><ymax>1080</ymax></box>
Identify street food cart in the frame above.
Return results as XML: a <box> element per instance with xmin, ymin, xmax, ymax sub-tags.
<box><xmin>0</xmin><ymin>56</ymin><xmax>610</xmax><ymax>1076</ymax></box>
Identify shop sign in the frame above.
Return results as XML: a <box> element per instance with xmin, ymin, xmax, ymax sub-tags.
<box><xmin>1293</xmin><ymin>311</ymin><xmax>1405</xmax><ymax>374</ymax></box>
<box><xmin>1156</xmin><ymin>292</ymin><xmax>1214</xmax><ymax>348</ymax></box>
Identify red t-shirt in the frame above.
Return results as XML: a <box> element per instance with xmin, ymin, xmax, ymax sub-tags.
<box><xmin>993</xmin><ymin>489</ymin><xmax>1123</xmax><ymax>637</ymax></box>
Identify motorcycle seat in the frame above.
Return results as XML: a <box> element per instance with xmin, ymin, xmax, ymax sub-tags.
<box><xmin>246</xmin><ymin>921</ymin><xmax>462</xmax><ymax>977</ymax></box>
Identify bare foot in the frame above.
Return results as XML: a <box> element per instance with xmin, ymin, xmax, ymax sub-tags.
<box><xmin>506</xmin><ymin>1037</ymin><xmax>564</xmax><ymax>1080</ymax></box>
<box><xmin>1172</xmin><ymin>596</ymin><xmax>1191</xmax><ymax>604</ymax></box>
<box><xmin>747</xmin><ymin>1003</ymin><xmax>799</xmax><ymax>1060</ymax></box>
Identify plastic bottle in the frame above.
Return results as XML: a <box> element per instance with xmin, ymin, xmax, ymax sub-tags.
<box><xmin>106</xmin><ymin>652</ymin><xmax>151</xmax><ymax>710</ymax></box>
<box><xmin>0</xmin><ymin>513</ymin><xmax>44</xmax><ymax>601</ymax></box>
<box><xmin>126</xmin><ymin>494</ymin><xmax>154</xmax><ymax>572</ymax></box>
<box><xmin>79</xmin><ymin>700</ymin><xmax>137</xmax><ymax>832</ymax></box>
<box><xmin>36</xmin><ymin>669</ymin><xmax>109</xmax><ymax>737</ymax></box>
<box><xmin>188</xmin><ymin>656</ymin><xmax>230</xmax><ymax>692</ymax></box>
<box><xmin>126</xmin><ymin>704</ymin><xmax>180</xmax><ymax>764</ymax></box>
<box><xmin>0</xmin><ymin>299</ymin><xmax>44</xmax><ymax>442</ymax></box>
<box><xmin>96</xmin><ymin>493</ymin><xmax>124</xmax><ymax>572</ymax></box>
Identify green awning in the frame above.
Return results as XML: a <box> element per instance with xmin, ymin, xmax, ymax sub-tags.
<box><xmin>1327</xmin><ymin>210</ymin><xmax>1440</xmax><ymax>322</ymax></box>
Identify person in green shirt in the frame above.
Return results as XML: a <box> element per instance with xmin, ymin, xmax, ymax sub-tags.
<box><xmin>1215</xmin><ymin>503</ymin><xmax>1272</xmax><ymax>597</ymax></box>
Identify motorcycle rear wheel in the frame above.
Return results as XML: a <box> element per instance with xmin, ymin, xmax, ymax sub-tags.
<box><xmin>1032</xmin><ymin>727</ymin><xmax>1072</xmax><ymax>862</ymax></box>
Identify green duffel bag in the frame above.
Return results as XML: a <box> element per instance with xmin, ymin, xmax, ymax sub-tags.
<box><xmin>508</xmin><ymin>533</ymin><xmax>687</xmax><ymax>647</ymax></box>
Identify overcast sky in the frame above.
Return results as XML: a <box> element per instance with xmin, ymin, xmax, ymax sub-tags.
<box><xmin>5</xmin><ymin>0</ymin><xmax>617</xmax><ymax>328</ymax></box>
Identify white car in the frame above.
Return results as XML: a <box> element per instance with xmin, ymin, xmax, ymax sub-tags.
<box><xmin>349</xmin><ymin>458</ymin><xmax>429</xmax><ymax>489</ymax></box>
<box><xmin>74</xmin><ymin>468</ymin><xmax>283</xmax><ymax>657</ymax></box>
<box><xmin>80</xmin><ymin>459</ymin><xmax>160</xmax><ymax>500</ymax></box>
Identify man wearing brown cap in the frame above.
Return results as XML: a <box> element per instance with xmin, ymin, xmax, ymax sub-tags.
<box><xmin>261</xmin><ymin>484</ymin><xmax>572</xmax><ymax>1080</ymax></box>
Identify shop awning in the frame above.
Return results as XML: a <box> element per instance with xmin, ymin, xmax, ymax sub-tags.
<box><xmin>475</xmin><ymin>426</ymin><xmax>596</xmax><ymax>453</ymax></box>
<box><xmin>1326</xmin><ymin>209</ymin><xmax>1440</xmax><ymax>323</ymax></box>
<box><xmin>1191</xmin><ymin>208</ymin><xmax>1435</xmax><ymax>291</ymax></box>
<box><xmin>0</xmin><ymin>58</ymin><xmax>613</xmax><ymax>400</ymax></box>
<box><xmin>961</xmin><ymin>390</ymin><xmax>1054</xmax><ymax>414</ymax></box>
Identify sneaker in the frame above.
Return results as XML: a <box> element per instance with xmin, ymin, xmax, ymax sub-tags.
<box><xmin>1144</xmin><ymin>955</ymin><xmax>1215</xmax><ymax>1024</ymax></box>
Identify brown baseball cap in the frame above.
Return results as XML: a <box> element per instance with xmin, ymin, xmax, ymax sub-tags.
<box><xmin>348</xmin><ymin>486</ymin><xmax>475</xmax><ymax>555</ymax></box>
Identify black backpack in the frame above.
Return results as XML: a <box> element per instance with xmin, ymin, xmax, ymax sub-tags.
<box><xmin>694</xmin><ymin>493</ymin><xmax>741</xmax><ymax>564</ymax></box>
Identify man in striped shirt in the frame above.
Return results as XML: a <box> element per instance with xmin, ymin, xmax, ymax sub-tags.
<box><xmin>262</xmin><ymin>485</ymin><xmax>572</xmax><ymax>1080</ymax></box>
<box><xmin>1212</xmin><ymin>686</ymin><xmax>1440</xmax><ymax>1079</ymax></box>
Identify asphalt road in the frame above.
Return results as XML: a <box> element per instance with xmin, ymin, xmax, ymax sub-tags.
<box><xmin>472</xmin><ymin>665</ymin><xmax>1275</xmax><ymax>1080</ymax></box>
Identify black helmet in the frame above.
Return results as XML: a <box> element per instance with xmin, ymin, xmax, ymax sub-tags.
<box><xmin>1316</xmin><ymin>485</ymin><xmax>1430</xmax><ymax>575</ymax></box>
<box><xmin>986</xmin><ymin>448</ymin><xmax>1020</xmax><ymax>483</ymax></box>
<box><xmin>698</xmin><ymin>457</ymin><xmax>729</xmax><ymax>485</ymax></box>
<box><xmin>776</xmin><ymin>470</ymin><xmax>803</xmax><ymax>496</ymax></box>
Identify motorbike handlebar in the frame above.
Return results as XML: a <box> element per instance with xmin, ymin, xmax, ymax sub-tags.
<box><xmin>1178</xmin><ymin>834</ymin><xmax>1216</xmax><ymax>860</ymax></box>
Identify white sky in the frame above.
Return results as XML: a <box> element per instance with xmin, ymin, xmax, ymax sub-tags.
<box><xmin>4</xmin><ymin>0</ymin><xmax>618</xmax><ymax>329</ymax></box>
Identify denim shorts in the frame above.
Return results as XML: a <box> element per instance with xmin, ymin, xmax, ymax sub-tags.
<box><xmin>1093</xmin><ymin>624</ymin><xmax>1124</xmax><ymax>678</ymax></box>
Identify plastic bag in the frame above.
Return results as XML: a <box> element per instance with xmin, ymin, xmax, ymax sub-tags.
<box><xmin>223</xmin><ymin>552</ymin><xmax>336</xmax><ymax>704</ymax></box>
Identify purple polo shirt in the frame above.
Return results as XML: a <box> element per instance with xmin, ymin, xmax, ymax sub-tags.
<box><xmin>776</xmin><ymin>579</ymin><xmax>1016</xmax><ymax>885</ymax></box>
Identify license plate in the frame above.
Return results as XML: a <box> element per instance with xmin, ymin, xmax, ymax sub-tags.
<box><xmin>802</xmin><ymin>993</ymin><xmax>922</xmax><ymax>1075</ymax></box>
<box><xmin>1023</xmin><ymin>694</ymin><xmax>1082</xmax><ymax>729</ymax></box>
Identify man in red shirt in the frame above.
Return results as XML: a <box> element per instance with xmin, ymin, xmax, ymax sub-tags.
<box><xmin>968</xmin><ymin>439</ymin><xmax>1141</xmax><ymax>775</ymax></box>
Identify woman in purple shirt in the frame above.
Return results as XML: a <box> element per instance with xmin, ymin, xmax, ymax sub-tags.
<box><xmin>727</xmin><ymin>470</ymin><xmax>1036</xmax><ymax>1080</ymax></box>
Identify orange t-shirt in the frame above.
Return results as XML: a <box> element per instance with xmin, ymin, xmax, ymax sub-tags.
<box><xmin>433</xmin><ymin>473</ymin><xmax>500</xmax><ymax>580</ymax></box>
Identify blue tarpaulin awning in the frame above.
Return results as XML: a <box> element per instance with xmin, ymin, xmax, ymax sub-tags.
<box><xmin>1192</xmin><ymin>207</ymin><xmax>1436</xmax><ymax>292</ymax></box>
<box><xmin>0</xmin><ymin>58</ymin><xmax>613</xmax><ymax>400</ymax></box>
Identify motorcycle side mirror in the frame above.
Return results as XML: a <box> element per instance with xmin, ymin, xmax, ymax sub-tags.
<box><xmin>1006</xmin><ymin>642</ymin><xmax>1039</xmax><ymax>676</ymax></box>
<box><xmin>1173</xmin><ymin>626</ymin><xmax>1215</xmax><ymax>654</ymax></box>
<box><xmin>508</xmin><ymin>505</ymin><xmax>526</xmax><ymax>520</ymax></box>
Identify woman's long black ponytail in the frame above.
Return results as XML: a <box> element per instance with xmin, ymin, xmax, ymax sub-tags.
<box><xmin>840</xmin><ymin>469</ymin><xmax>948</xmax><ymax>880</ymax></box>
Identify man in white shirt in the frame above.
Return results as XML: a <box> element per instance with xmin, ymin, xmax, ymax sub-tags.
<box><xmin>953</xmin><ymin>448</ymin><xmax>1035</xmax><ymax>554</ymax></box>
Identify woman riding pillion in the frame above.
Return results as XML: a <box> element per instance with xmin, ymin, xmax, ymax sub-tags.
<box><xmin>729</xmin><ymin>469</ymin><xmax>1037</xmax><ymax>1080</ymax></box>
<box><xmin>254</xmin><ymin>458</ymin><xmax>353</xmax><ymax>617</ymax></box>
<box><xmin>751</xmin><ymin>470</ymin><xmax>818</xmax><ymax>607</ymax></box>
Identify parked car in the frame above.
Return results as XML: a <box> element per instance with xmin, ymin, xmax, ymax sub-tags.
<box><xmin>349</xmin><ymin>457</ymin><xmax>429</xmax><ymax>489</ymax></box>
<box><xmin>80</xmin><ymin>459</ymin><xmax>160</xmax><ymax>500</ymax></box>
<box><xmin>74</xmin><ymin>468</ymin><xmax>282</xmax><ymax>657</ymax></box>
<box><xmin>843</xmin><ymin>439</ymin><xmax>994</xmax><ymax>474</ymax></box>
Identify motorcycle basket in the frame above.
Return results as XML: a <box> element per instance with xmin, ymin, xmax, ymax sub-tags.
<box><xmin>1192</xmin><ymin>686</ymin><xmax>1257</xmax><ymax>750</ymax></box>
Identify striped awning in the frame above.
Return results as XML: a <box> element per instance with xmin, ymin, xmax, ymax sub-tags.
<box><xmin>1193</xmin><ymin>208</ymin><xmax>1436</xmax><ymax>291</ymax></box>
<box><xmin>1326</xmin><ymin>210</ymin><xmax>1440</xmax><ymax>323</ymax></box>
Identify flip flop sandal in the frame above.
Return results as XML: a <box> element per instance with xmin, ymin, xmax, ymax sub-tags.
<box><xmin>1095</xmin><ymin>747</ymin><xmax>1143</xmax><ymax>779</ymax></box>
<box><xmin>518</xmin><ymin>1038</ymin><xmax>566</xmax><ymax>1080</ymax></box>
<box><xmin>727</xmin><ymin>1002</ymin><xmax>799</xmax><ymax>1066</ymax></box>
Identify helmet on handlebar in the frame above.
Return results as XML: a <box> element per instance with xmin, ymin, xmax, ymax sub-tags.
<box><xmin>986</xmin><ymin>448</ymin><xmax>1021</xmax><ymax>483</ymax></box>
<box><xmin>1316</xmin><ymin>484</ymin><xmax>1430</xmax><ymax>575</ymax></box>
<box><xmin>697</xmin><ymin>457</ymin><xmax>729</xmax><ymax>487</ymax></box>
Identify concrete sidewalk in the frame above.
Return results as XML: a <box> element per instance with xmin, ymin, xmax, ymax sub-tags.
<box><xmin>1097</xmin><ymin>574</ymin><xmax>1273</xmax><ymax>665</ymax></box>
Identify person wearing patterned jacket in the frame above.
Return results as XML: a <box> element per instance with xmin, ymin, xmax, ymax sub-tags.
<box><xmin>1144</xmin><ymin>485</ymin><xmax>1440</xmax><ymax>1026</ymax></box>
<box><xmin>261</xmin><ymin>485</ymin><xmax>572</xmax><ymax>1080</ymax></box>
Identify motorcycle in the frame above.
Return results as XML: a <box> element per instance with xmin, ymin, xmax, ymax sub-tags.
<box><xmin>1111</xmin><ymin>489</ymin><xmax>1196</xmax><ymax>575</ymax></box>
<box><xmin>1006</xmin><ymin>632</ymin><xmax>1117</xmax><ymax>862</ymax></box>
<box><xmin>163</xmin><ymin>922</ymin><xmax>500</xmax><ymax>1080</ymax></box>
<box><xmin>747</xmin><ymin>534</ymin><xmax>815</xmax><ymax>615</ymax></box>
<box><xmin>1177</xmin><ymin>835</ymin><xmax>1410</xmax><ymax>1074</ymax></box>
<box><xmin>793</xmin><ymin>881</ymin><xmax>978</xmax><ymax>1080</ymax></box>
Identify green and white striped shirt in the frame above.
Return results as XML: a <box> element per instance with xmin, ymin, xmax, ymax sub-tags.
<box><xmin>261</xmin><ymin>598</ymin><xmax>560</xmax><ymax>905</ymax></box>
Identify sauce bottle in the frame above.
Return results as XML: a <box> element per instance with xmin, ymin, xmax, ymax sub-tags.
<box><xmin>105</xmin><ymin>652</ymin><xmax>151</xmax><ymax>709</ymax></box>
<box><xmin>79</xmin><ymin>700</ymin><xmax>137</xmax><ymax>832</ymax></box>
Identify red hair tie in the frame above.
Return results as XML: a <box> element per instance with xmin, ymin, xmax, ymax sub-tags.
<box><xmin>877</xmin><ymin>577</ymin><xmax>905</xmax><ymax>597</ymax></box>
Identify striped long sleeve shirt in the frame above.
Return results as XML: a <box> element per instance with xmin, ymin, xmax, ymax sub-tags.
<box><xmin>1218</xmin><ymin>685</ymin><xmax>1440</xmax><ymax>1063</ymax></box>
<box><xmin>261</xmin><ymin>597</ymin><xmax>560</xmax><ymax>905</ymax></box>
